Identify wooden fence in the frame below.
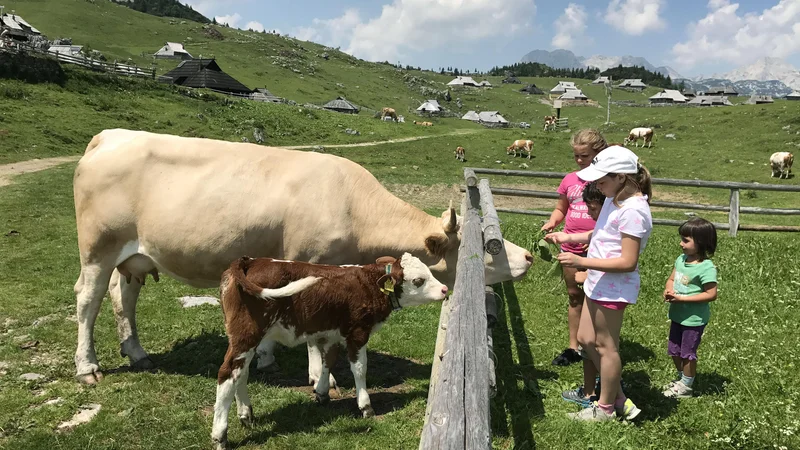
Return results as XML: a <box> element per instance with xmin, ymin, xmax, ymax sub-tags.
<box><xmin>7</xmin><ymin>41</ymin><xmax>155</xmax><ymax>79</ymax></box>
<box><xmin>464</xmin><ymin>168</ymin><xmax>800</xmax><ymax>237</ymax></box>
<box><xmin>419</xmin><ymin>170</ymin><xmax>502</xmax><ymax>449</ymax></box>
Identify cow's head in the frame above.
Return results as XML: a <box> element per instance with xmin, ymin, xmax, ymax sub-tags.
<box><xmin>423</xmin><ymin>204</ymin><xmax>533</xmax><ymax>288</ymax></box>
<box><xmin>378</xmin><ymin>253</ymin><xmax>449</xmax><ymax>308</ymax></box>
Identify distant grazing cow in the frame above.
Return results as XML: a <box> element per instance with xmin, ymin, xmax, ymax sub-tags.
<box><xmin>413</xmin><ymin>121</ymin><xmax>433</xmax><ymax>126</ymax></box>
<box><xmin>770</xmin><ymin>152</ymin><xmax>794</xmax><ymax>179</ymax></box>
<box><xmin>380</xmin><ymin>107</ymin><xmax>397</xmax><ymax>121</ymax></box>
<box><xmin>455</xmin><ymin>146</ymin><xmax>466</xmax><ymax>162</ymax></box>
<box><xmin>543</xmin><ymin>115</ymin><xmax>556</xmax><ymax>131</ymax></box>
<box><xmin>506</xmin><ymin>139</ymin><xmax>533</xmax><ymax>159</ymax></box>
<box><xmin>624</xmin><ymin>127</ymin><xmax>654</xmax><ymax>148</ymax></box>
<box><xmin>211</xmin><ymin>253</ymin><xmax>448</xmax><ymax>449</ymax></box>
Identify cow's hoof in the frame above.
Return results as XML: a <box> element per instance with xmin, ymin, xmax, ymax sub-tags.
<box><xmin>131</xmin><ymin>357</ymin><xmax>155</xmax><ymax>371</ymax></box>
<box><xmin>361</xmin><ymin>405</ymin><xmax>375</xmax><ymax>418</ymax></box>
<box><xmin>315</xmin><ymin>392</ymin><xmax>330</xmax><ymax>405</ymax></box>
<box><xmin>76</xmin><ymin>370</ymin><xmax>104</xmax><ymax>385</ymax></box>
<box><xmin>211</xmin><ymin>436</ymin><xmax>229</xmax><ymax>450</ymax></box>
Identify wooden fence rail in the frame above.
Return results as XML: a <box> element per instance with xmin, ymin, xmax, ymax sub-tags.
<box><xmin>9</xmin><ymin>41</ymin><xmax>155</xmax><ymax>79</ymax></box>
<box><xmin>466</xmin><ymin>168</ymin><xmax>800</xmax><ymax>236</ymax></box>
<box><xmin>420</xmin><ymin>169</ymin><xmax>498</xmax><ymax>450</ymax></box>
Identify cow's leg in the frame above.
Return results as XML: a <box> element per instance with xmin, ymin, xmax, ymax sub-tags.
<box><xmin>74</xmin><ymin>262</ymin><xmax>115</xmax><ymax>384</ymax></box>
<box><xmin>347</xmin><ymin>339</ymin><xmax>373</xmax><ymax>418</ymax></box>
<box><xmin>212</xmin><ymin>346</ymin><xmax>254</xmax><ymax>450</ymax></box>
<box><xmin>308</xmin><ymin>343</ymin><xmax>337</xmax><ymax>390</ymax></box>
<box><xmin>234</xmin><ymin>350</ymin><xmax>255</xmax><ymax>427</ymax></box>
<box><xmin>108</xmin><ymin>269</ymin><xmax>152</xmax><ymax>370</ymax></box>
<box><xmin>255</xmin><ymin>338</ymin><xmax>277</xmax><ymax>370</ymax></box>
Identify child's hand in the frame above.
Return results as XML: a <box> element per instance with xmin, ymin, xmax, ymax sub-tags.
<box><xmin>540</xmin><ymin>220</ymin><xmax>557</xmax><ymax>232</ymax></box>
<box><xmin>664</xmin><ymin>290</ymin><xmax>678</xmax><ymax>302</ymax></box>
<box><xmin>545</xmin><ymin>232</ymin><xmax>569</xmax><ymax>245</ymax></box>
<box><xmin>557</xmin><ymin>252</ymin><xmax>583</xmax><ymax>268</ymax></box>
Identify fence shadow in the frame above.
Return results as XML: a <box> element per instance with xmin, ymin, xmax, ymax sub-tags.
<box><xmin>148</xmin><ymin>330</ymin><xmax>431</xmax><ymax>390</ymax></box>
<box><xmin>489</xmin><ymin>281</ymin><xmax>553</xmax><ymax>450</ymax></box>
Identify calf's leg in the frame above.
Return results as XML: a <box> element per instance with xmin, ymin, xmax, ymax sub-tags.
<box><xmin>348</xmin><ymin>341</ymin><xmax>374</xmax><ymax>418</ymax></box>
<box><xmin>255</xmin><ymin>338</ymin><xmax>277</xmax><ymax>370</ymax></box>
<box><xmin>213</xmin><ymin>346</ymin><xmax>255</xmax><ymax>450</ymax></box>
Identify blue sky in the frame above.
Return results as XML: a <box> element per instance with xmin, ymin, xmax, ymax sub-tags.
<box><xmin>183</xmin><ymin>0</ymin><xmax>800</xmax><ymax>78</ymax></box>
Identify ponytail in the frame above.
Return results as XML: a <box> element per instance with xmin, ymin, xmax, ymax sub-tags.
<box><xmin>611</xmin><ymin>163</ymin><xmax>653</xmax><ymax>205</ymax></box>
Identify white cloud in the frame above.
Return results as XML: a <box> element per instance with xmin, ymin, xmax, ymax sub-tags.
<box><xmin>671</xmin><ymin>0</ymin><xmax>800</xmax><ymax>70</ymax></box>
<box><xmin>604</xmin><ymin>0</ymin><xmax>665</xmax><ymax>35</ymax></box>
<box><xmin>245</xmin><ymin>21</ymin><xmax>264</xmax><ymax>32</ymax></box>
<box><xmin>291</xmin><ymin>0</ymin><xmax>536</xmax><ymax>62</ymax></box>
<box><xmin>215</xmin><ymin>13</ymin><xmax>242</xmax><ymax>28</ymax></box>
<box><xmin>552</xmin><ymin>3</ymin><xmax>587</xmax><ymax>50</ymax></box>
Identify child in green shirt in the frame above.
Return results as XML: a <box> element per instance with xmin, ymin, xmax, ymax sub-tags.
<box><xmin>663</xmin><ymin>218</ymin><xmax>718</xmax><ymax>398</ymax></box>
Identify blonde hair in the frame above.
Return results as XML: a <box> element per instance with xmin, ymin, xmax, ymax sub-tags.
<box><xmin>570</xmin><ymin>129</ymin><xmax>608</xmax><ymax>154</ymax></box>
<box><xmin>610</xmin><ymin>164</ymin><xmax>653</xmax><ymax>205</ymax></box>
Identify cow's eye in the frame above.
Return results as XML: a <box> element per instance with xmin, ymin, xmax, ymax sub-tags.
<box><xmin>412</xmin><ymin>278</ymin><xmax>424</xmax><ymax>287</ymax></box>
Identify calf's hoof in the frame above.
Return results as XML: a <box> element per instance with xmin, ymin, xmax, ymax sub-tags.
<box><xmin>211</xmin><ymin>436</ymin><xmax>229</xmax><ymax>450</ymax></box>
<box><xmin>361</xmin><ymin>405</ymin><xmax>375</xmax><ymax>418</ymax></box>
<box><xmin>239</xmin><ymin>406</ymin><xmax>254</xmax><ymax>428</ymax></box>
<box><xmin>131</xmin><ymin>357</ymin><xmax>155</xmax><ymax>371</ymax></box>
<box><xmin>315</xmin><ymin>392</ymin><xmax>330</xmax><ymax>405</ymax></box>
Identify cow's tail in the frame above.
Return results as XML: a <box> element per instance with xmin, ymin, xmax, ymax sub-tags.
<box><xmin>230</xmin><ymin>257</ymin><xmax>321</xmax><ymax>300</ymax></box>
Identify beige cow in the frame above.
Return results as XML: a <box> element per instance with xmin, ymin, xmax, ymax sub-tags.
<box><xmin>770</xmin><ymin>152</ymin><xmax>794</xmax><ymax>179</ymax></box>
<box><xmin>380</xmin><ymin>107</ymin><xmax>397</xmax><ymax>121</ymax></box>
<box><xmin>71</xmin><ymin>129</ymin><xmax>534</xmax><ymax>384</ymax></box>
<box><xmin>624</xmin><ymin>127</ymin><xmax>654</xmax><ymax>148</ymax></box>
<box><xmin>506</xmin><ymin>139</ymin><xmax>534</xmax><ymax>159</ymax></box>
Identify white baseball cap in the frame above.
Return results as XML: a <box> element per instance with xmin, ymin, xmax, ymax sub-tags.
<box><xmin>577</xmin><ymin>145</ymin><xmax>639</xmax><ymax>181</ymax></box>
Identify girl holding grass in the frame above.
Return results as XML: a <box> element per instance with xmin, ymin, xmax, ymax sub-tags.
<box><xmin>546</xmin><ymin>146</ymin><xmax>653</xmax><ymax>421</ymax></box>
<box><xmin>663</xmin><ymin>218</ymin><xmax>718</xmax><ymax>398</ymax></box>
<box><xmin>542</xmin><ymin>129</ymin><xmax>608</xmax><ymax>367</ymax></box>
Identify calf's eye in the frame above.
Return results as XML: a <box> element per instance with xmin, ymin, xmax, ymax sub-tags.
<box><xmin>412</xmin><ymin>278</ymin><xmax>424</xmax><ymax>287</ymax></box>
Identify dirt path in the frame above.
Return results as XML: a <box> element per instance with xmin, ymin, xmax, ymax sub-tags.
<box><xmin>0</xmin><ymin>156</ymin><xmax>80</xmax><ymax>188</ymax></box>
<box><xmin>284</xmin><ymin>129</ymin><xmax>478</xmax><ymax>149</ymax></box>
<box><xmin>0</xmin><ymin>129</ymin><xmax>481</xmax><ymax>188</ymax></box>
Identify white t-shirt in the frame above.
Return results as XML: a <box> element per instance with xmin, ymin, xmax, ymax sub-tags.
<box><xmin>583</xmin><ymin>195</ymin><xmax>653</xmax><ymax>304</ymax></box>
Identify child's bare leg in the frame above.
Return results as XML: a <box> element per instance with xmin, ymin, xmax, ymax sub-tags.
<box><xmin>682</xmin><ymin>359</ymin><xmax>697</xmax><ymax>377</ymax></box>
<box><xmin>583</xmin><ymin>359</ymin><xmax>598</xmax><ymax>397</ymax></box>
<box><xmin>589</xmin><ymin>301</ymin><xmax>625</xmax><ymax>406</ymax></box>
<box><xmin>672</xmin><ymin>356</ymin><xmax>684</xmax><ymax>374</ymax></box>
<box><xmin>577</xmin><ymin>298</ymin><xmax>600</xmax><ymax>396</ymax></box>
<box><xmin>563</xmin><ymin>266</ymin><xmax>584</xmax><ymax>351</ymax></box>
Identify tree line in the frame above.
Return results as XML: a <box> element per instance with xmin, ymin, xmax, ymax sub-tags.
<box><xmin>118</xmin><ymin>0</ymin><xmax>211</xmax><ymax>24</ymax></box>
<box><xmin>488</xmin><ymin>62</ymin><xmax>681</xmax><ymax>89</ymax></box>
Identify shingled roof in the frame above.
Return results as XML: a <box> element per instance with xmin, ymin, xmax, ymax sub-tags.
<box><xmin>159</xmin><ymin>59</ymin><xmax>251</xmax><ymax>94</ymax></box>
<box><xmin>323</xmin><ymin>96</ymin><xmax>359</xmax><ymax>113</ymax></box>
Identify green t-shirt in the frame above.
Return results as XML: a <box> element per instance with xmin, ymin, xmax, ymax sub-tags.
<box><xmin>668</xmin><ymin>255</ymin><xmax>718</xmax><ymax>326</ymax></box>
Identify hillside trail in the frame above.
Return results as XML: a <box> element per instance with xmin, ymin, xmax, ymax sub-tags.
<box><xmin>0</xmin><ymin>129</ymin><xmax>480</xmax><ymax>188</ymax></box>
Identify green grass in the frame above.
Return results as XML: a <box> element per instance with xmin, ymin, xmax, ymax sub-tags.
<box><xmin>1</xmin><ymin>2</ymin><xmax>799</xmax><ymax>448</ymax></box>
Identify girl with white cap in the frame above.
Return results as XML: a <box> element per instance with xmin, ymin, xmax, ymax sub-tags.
<box><xmin>546</xmin><ymin>146</ymin><xmax>653</xmax><ymax>422</ymax></box>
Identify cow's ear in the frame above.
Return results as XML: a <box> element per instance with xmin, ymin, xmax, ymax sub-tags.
<box><xmin>424</xmin><ymin>233</ymin><xmax>449</xmax><ymax>258</ymax></box>
<box><xmin>375</xmin><ymin>256</ymin><xmax>397</xmax><ymax>265</ymax></box>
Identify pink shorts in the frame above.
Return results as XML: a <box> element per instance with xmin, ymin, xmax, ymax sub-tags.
<box><xmin>591</xmin><ymin>299</ymin><xmax>628</xmax><ymax>311</ymax></box>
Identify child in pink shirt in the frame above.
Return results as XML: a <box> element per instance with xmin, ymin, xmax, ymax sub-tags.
<box><xmin>542</xmin><ymin>129</ymin><xmax>608</xmax><ymax>366</ymax></box>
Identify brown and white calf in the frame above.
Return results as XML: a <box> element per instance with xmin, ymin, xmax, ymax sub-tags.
<box><xmin>506</xmin><ymin>139</ymin><xmax>533</xmax><ymax>159</ymax></box>
<box><xmin>624</xmin><ymin>127</ymin><xmax>654</xmax><ymax>148</ymax></box>
<box><xmin>454</xmin><ymin>146</ymin><xmax>466</xmax><ymax>162</ymax></box>
<box><xmin>770</xmin><ymin>152</ymin><xmax>794</xmax><ymax>179</ymax></box>
<box><xmin>211</xmin><ymin>253</ymin><xmax>448</xmax><ymax>449</ymax></box>
<box><xmin>543</xmin><ymin>115</ymin><xmax>556</xmax><ymax>131</ymax></box>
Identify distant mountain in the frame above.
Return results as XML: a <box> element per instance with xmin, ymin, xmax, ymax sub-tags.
<box><xmin>677</xmin><ymin>78</ymin><xmax>793</xmax><ymax>97</ymax></box>
<box><xmin>719</xmin><ymin>57</ymin><xmax>800</xmax><ymax>91</ymax></box>
<box><xmin>520</xmin><ymin>49</ymin><xmax>682</xmax><ymax>79</ymax></box>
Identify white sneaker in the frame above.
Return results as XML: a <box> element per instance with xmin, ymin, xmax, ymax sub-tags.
<box><xmin>567</xmin><ymin>402</ymin><xmax>616</xmax><ymax>422</ymax></box>
<box><xmin>663</xmin><ymin>380</ymin><xmax>693</xmax><ymax>398</ymax></box>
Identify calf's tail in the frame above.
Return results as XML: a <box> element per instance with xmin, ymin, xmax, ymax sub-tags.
<box><xmin>230</xmin><ymin>257</ymin><xmax>321</xmax><ymax>300</ymax></box>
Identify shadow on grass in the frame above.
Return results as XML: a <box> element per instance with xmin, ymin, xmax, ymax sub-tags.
<box><xmin>694</xmin><ymin>370</ymin><xmax>731</xmax><ymax>397</ymax></box>
<box><xmin>620</xmin><ymin>337</ymin><xmax>657</xmax><ymax>365</ymax></box>
<box><xmin>620</xmin><ymin>370</ymin><xmax>679</xmax><ymax>421</ymax></box>
<box><xmin>149</xmin><ymin>330</ymin><xmax>432</xmax><ymax>390</ymax></box>
<box><xmin>490</xmin><ymin>281</ymin><xmax>552</xmax><ymax>450</ymax></box>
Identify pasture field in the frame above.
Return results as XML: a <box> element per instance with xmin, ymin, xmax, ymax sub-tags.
<box><xmin>2</xmin><ymin>3</ymin><xmax>800</xmax><ymax>448</ymax></box>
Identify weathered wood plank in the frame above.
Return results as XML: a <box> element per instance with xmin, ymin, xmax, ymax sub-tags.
<box><xmin>420</xmin><ymin>190</ymin><xmax>487</xmax><ymax>449</ymax></box>
<box><xmin>729</xmin><ymin>189</ymin><xmax>740</xmax><ymax>237</ymax></box>
<box><xmin>485</xmin><ymin>287</ymin><xmax>498</xmax><ymax>399</ymax></box>
<box><xmin>422</xmin><ymin>296</ymin><xmax>451</xmax><ymax>428</ymax></box>
<box><xmin>478</xmin><ymin>179</ymin><xmax>503</xmax><ymax>255</ymax></box>
<box><xmin>464</xmin><ymin>168</ymin><xmax>478</xmax><ymax>187</ymax></box>
<box><xmin>468</xmin><ymin>168</ymin><xmax>800</xmax><ymax>192</ymax></box>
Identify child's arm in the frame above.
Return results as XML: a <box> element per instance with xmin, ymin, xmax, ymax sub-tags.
<box><xmin>664</xmin><ymin>268</ymin><xmax>676</xmax><ymax>300</ymax></box>
<box><xmin>557</xmin><ymin>234</ymin><xmax>641</xmax><ymax>272</ymax></box>
<box><xmin>545</xmin><ymin>230</ymin><xmax>593</xmax><ymax>245</ymax></box>
<box><xmin>541</xmin><ymin>195</ymin><xmax>568</xmax><ymax>231</ymax></box>
<box><xmin>666</xmin><ymin>283</ymin><xmax>718</xmax><ymax>303</ymax></box>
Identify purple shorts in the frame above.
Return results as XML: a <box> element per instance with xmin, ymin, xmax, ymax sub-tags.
<box><xmin>668</xmin><ymin>321</ymin><xmax>706</xmax><ymax>361</ymax></box>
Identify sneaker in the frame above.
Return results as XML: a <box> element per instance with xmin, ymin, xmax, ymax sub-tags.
<box><xmin>552</xmin><ymin>348</ymin><xmax>583</xmax><ymax>366</ymax></box>
<box><xmin>663</xmin><ymin>380</ymin><xmax>693</xmax><ymax>398</ymax></box>
<box><xmin>561</xmin><ymin>387</ymin><xmax>597</xmax><ymax>408</ymax></box>
<box><xmin>567</xmin><ymin>402</ymin><xmax>616</xmax><ymax>422</ymax></box>
<box><xmin>615</xmin><ymin>398</ymin><xmax>641</xmax><ymax>421</ymax></box>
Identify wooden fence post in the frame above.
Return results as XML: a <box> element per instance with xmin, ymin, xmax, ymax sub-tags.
<box><xmin>728</xmin><ymin>188</ymin><xmax>740</xmax><ymax>237</ymax></box>
<box><xmin>477</xmin><ymin>179</ymin><xmax>502</xmax><ymax>255</ymax></box>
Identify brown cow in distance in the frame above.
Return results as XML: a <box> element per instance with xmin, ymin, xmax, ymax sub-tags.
<box><xmin>506</xmin><ymin>139</ymin><xmax>534</xmax><ymax>159</ymax></box>
<box><xmin>380</xmin><ymin>107</ymin><xmax>397</xmax><ymax>121</ymax></box>
<box><xmin>454</xmin><ymin>146</ymin><xmax>466</xmax><ymax>162</ymax></box>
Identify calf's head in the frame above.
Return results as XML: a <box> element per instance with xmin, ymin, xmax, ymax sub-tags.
<box><xmin>379</xmin><ymin>253</ymin><xmax>448</xmax><ymax>307</ymax></box>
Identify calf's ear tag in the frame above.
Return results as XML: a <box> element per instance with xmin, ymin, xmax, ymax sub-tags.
<box><xmin>383</xmin><ymin>278</ymin><xmax>395</xmax><ymax>293</ymax></box>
